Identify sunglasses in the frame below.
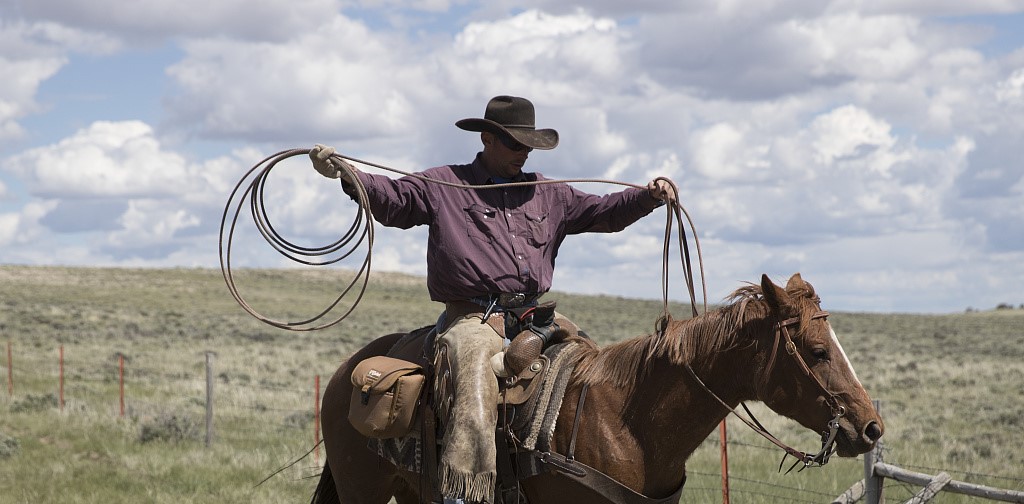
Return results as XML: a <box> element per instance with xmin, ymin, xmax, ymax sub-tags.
<box><xmin>496</xmin><ymin>133</ymin><xmax>532</xmax><ymax>152</ymax></box>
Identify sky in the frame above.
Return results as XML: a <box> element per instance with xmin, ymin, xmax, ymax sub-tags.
<box><xmin>1</xmin><ymin>0</ymin><xmax>1023</xmax><ymax>314</ymax></box>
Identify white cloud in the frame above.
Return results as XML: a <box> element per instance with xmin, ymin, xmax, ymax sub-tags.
<box><xmin>689</xmin><ymin>122</ymin><xmax>771</xmax><ymax>180</ymax></box>
<box><xmin>3</xmin><ymin>121</ymin><xmax>189</xmax><ymax>198</ymax></box>
<box><xmin>0</xmin><ymin>2</ymin><xmax>1022</xmax><ymax>312</ymax></box>
<box><xmin>0</xmin><ymin>20</ymin><xmax>120</xmax><ymax>142</ymax></box>
<box><xmin>451</xmin><ymin>9</ymin><xmax>624</xmax><ymax>94</ymax></box>
<box><xmin>807</xmin><ymin>105</ymin><xmax>896</xmax><ymax>167</ymax></box>
<box><xmin>787</xmin><ymin>13</ymin><xmax>925</xmax><ymax>81</ymax></box>
<box><xmin>164</xmin><ymin>15</ymin><xmax>422</xmax><ymax>142</ymax></box>
<box><xmin>996</xmin><ymin>68</ymin><xmax>1024</xmax><ymax>102</ymax></box>
<box><xmin>7</xmin><ymin>0</ymin><xmax>342</xmax><ymax>42</ymax></box>
<box><xmin>0</xmin><ymin>200</ymin><xmax>58</xmax><ymax>248</ymax></box>
<box><xmin>0</xmin><ymin>212</ymin><xmax>17</xmax><ymax>244</ymax></box>
<box><xmin>851</xmin><ymin>0</ymin><xmax>1024</xmax><ymax>17</ymax></box>
<box><xmin>108</xmin><ymin>199</ymin><xmax>200</xmax><ymax>247</ymax></box>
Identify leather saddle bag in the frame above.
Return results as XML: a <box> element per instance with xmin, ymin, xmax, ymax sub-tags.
<box><xmin>348</xmin><ymin>356</ymin><xmax>426</xmax><ymax>439</ymax></box>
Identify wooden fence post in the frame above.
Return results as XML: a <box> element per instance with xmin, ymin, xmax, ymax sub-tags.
<box><xmin>205</xmin><ymin>352</ymin><xmax>214</xmax><ymax>447</ymax></box>
<box><xmin>865</xmin><ymin>399</ymin><xmax>884</xmax><ymax>504</ymax></box>
<box><xmin>315</xmin><ymin>374</ymin><xmax>321</xmax><ymax>467</ymax></box>
<box><xmin>119</xmin><ymin>354</ymin><xmax>125</xmax><ymax>418</ymax></box>
<box><xmin>59</xmin><ymin>345</ymin><xmax>65</xmax><ymax>412</ymax></box>
<box><xmin>6</xmin><ymin>341</ymin><xmax>12</xmax><ymax>397</ymax></box>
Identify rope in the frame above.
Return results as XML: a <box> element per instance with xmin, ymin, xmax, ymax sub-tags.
<box><xmin>219</xmin><ymin>148</ymin><xmax>707</xmax><ymax>331</ymax></box>
<box><xmin>219</xmin><ymin>148</ymin><xmax>373</xmax><ymax>331</ymax></box>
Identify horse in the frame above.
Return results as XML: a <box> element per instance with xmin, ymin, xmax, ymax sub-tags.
<box><xmin>311</xmin><ymin>273</ymin><xmax>884</xmax><ymax>503</ymax></box>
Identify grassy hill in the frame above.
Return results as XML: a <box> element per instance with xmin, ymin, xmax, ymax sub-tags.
<box><xmin>1</xmin><ymin>265</ymin><xmax>1021</xmax><ymax>503</ymax></box>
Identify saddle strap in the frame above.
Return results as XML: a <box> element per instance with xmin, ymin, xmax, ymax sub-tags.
<box><xmin>517</xmin><ymin>450</ymin><xmax>686</xmax><ymax>504</ymax></box>
<box><xmin>422</xmin><ymin>379</ymin><xmax>442</xmax><ymax>502</ymax></box>
<box><xmin>494</xmin><ymin>417</ymin><xmax>524</xmax><ymax>504</ymax></box>
<box><xmin>497</xmin><ymin>382</ymin><xmax>685</xmax><ymax>504</ymax></box>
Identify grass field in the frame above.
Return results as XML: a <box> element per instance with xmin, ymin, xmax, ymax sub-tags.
<box><xmin>1</xmin><ymin>265</ymin><xmax>1022</xmax><ymax>503</ymax></box>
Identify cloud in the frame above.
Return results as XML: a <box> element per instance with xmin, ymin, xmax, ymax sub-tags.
<box><xmin>4</xmin><ymin>0</ymin><xmax>342</xmax><ymax>42</ymax></box>
<box><xmin>3</xmin><ymin>121</ymin><xmax>189</xmax><ymax>198</ymax></box>
<box><xmin>164</xmin><ymin>15</ymin><xmax>423</xmax><ymax>143</ymax></box>
<box><xmin>0</xmin><ymin>200</ymin><xmax>58</xmax><ymax>248</ymax></box>
<box><xmin>0</xmin><ymin>19</ymin><xmax>121</xmax><ymax>142</ymax></box>
<box><xmin>1</xmin><ymin>2</ymin><xmax>1023</xmax><ymax>312</ymax></box>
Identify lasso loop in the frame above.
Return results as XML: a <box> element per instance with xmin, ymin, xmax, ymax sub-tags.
<box><xmin>219</xmin><ymin>149</ymin><xmax>707</xmax><ymax>331</ymax></box>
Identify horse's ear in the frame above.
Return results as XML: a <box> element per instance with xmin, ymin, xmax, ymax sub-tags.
<box><xmin>785</xmin><ymin>273</ymin><xmax>806</xmax><ymax>292</ymax></box>
<box><xmin>761</xmin><ymin>274</ymin><xmax>792</xmax><ymax>313</ymax></box>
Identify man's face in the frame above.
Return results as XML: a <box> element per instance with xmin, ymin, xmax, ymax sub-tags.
<box><xmin>481</xmin><ymin>131</ymin><xmax>532</xmax><ymax>178</ymax></box>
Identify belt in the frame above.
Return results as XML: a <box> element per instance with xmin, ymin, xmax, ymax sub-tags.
<box><xmin>442</xmin><ymin>293</ymin><xmax>544</xmax><ymax>332</ymax></box>
<box><xmin>470</xmin><ymin>292</ymin><xmax>543</xmax><ymax>309</ymax></box>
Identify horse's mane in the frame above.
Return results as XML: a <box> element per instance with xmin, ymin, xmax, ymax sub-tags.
<box><xmin>570</xmin><ymin>280</ymin><xmax>818</xmax><ymax>389</ymax></box>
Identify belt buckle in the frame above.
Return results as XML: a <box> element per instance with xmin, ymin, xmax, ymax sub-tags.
<box><xmin>500</xmin><ymin>292</ymin><xmax>526</xmax><ymax>308</ymax></box>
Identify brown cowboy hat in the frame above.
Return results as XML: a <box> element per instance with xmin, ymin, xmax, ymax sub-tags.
<box><xmin>455</xmin><ymin>95</ymin><xmax>559</xmax><ymax>150</ymax></box>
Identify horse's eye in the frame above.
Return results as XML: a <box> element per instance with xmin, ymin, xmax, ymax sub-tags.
<box><xmin>812</xmin><ymin>348</ymin><xmax>829</xmax><ymax>362</ymax></box>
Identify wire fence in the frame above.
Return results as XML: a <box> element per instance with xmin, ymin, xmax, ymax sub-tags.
<box><xmin>5</xmin><ymin>340</ymin><xmax>1023</xmax><ymax>503</ymax></box>
<box><xmin>2</xmin><ymin>340</ymin><xmax>323</xmax><ymax>471</ymax></box>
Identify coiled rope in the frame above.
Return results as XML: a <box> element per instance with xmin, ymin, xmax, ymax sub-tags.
<box><xmin>219</xmin><ymin>148</ymin><xmax>707</xmax><ymax>331</ymax></box>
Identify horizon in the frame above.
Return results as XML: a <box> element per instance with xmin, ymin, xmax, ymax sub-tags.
<box><xmin>1</xmin><ymin>2</ymin><xmax>1022</xmax><ymax>314</ymax></box>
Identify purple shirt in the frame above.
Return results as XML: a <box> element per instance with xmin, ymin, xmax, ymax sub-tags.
<box><xmin>350</xmin><ymin>154</ymin><xmax>661</xmax><ymax>302</ymax></box>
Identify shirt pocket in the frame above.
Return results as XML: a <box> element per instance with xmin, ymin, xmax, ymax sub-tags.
<box><xmin>464</xmin><ymin>204</ymin><xmax>499</xmax><ymax>243</ymax></box>
<box><xmin>524</xmin><ymin>211</ymin><xmax>551</xmax><ymax>247</ymax></box>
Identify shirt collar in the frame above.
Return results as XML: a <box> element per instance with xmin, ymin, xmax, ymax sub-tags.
<box><xmin>470</xmin><ymin>152</ymin><xmax>528</xmax><ymax>185</ymax></box>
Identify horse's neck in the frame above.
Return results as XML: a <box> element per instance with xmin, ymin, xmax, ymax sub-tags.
<box><xmin>633</xmin><ymin>314</ymin><xmax>763</xmax><ymax>473</ymax></box>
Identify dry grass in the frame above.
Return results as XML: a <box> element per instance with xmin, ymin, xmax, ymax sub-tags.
<box><xmin>1</xmin><ymin>265</ymin><xmax>1022</xmax><ymax>503</ymax></box>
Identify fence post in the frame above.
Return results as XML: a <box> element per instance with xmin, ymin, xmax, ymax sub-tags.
<box><xmin>719</xmin><ymin>419</ymin><xmax>730</xmax><ymax>504</ymax></box>
<box><xmin>119</xmin><ymin>354</ymin><xmax>125</xmax><ymax>418</ymax></box>
<box><xmin>864</xmin><ymin>400</ymin><xmax>884</xmax><ymax>504</ymax></box>
<box><xmin>205</xmin><ymin>352</ymin><xmax>214</xmax><ymax>447</ymax></box>
<box><xmin>6</xmin><ymin>342</ymin><xmax>12</xmax><ymax>397</ymax></box>
<box><xmin>59</xmin><ymin>345</ymin><xmax>65</xmax><ymax>412</ymax></box>
<box><xmin>7</xmin><ymin>341</ymin><xmax>12</xmax><ymax>397</ymax></box>
<box><xmin>315</xmin><ymin>374</ymin><xmax>321</xmax><ymax>467</ymax></box>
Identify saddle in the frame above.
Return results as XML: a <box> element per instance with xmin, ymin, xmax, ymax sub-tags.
<box><xmin>361</xmin><ymin>304</ymin><xmax>590</xmax><ymax>492</ymax></box>
<box><xmin>382</xmin><ymin>303</ymin><xmax>584</xmax><ymax>427</ymax></box>
<box><xmin>359</xmin><ymin>311</ymin><xmax>685</xmax><ymax>504</ymax></box>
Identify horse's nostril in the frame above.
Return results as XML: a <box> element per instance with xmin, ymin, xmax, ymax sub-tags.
<box><xmin>863</xmin><ymin>421</ymin><xmax>883</xmax><ymax>441</ymax></box>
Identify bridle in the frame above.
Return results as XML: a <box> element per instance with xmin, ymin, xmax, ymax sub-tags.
<box><xmin>683</xmin><ymin>309</ymin><xmax>847</xmax><ymax>473</ymax></box>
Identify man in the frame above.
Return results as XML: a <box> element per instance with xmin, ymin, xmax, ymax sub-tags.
<box><xmin>311</xmin><ymin>95</ymin><xmax>674</xmax><ymax>503</ymax></box>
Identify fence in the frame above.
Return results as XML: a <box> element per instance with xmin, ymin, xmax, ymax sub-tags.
<box><xmin>831</xmin><ymin>402</ymin><xmax>1024</xmax><ymax>504</ymax></box>
<box><xmin>6</xmin><ymin>342</ymin><xmax>1024</xmax><ymax>503</ymax></box>
<box><xmin>3</xmin><ymin>340</ymin><xmax>325</xmax><ymax>467</ymax></box>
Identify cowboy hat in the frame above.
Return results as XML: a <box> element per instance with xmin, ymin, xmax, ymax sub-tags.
<box><xmin>455</xmin><ymin>95</ymin><xmax>559</xmax><ymax>150</ymax></box>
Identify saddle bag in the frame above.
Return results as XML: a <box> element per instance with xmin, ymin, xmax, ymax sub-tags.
<box><xmin>348</xmin><ymin>356</ymin><xmax>425</xmax><ymax>439</ymax></box>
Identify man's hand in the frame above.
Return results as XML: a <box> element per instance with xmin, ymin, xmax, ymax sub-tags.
<box><xmin>647</xmin><ymin>178</ymin><xmax>676</xmax><ymax>203</ymax></box>
<box><xmin>310</xmin><ymin>144</ymin><xmax>357</xmax><ymax>183</ymax></box>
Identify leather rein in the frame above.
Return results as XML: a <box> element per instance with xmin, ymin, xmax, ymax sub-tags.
<box><xmin>682</xmin><ymin>309</ymin><xmax>847</xmax><ymax>473</ymax></box>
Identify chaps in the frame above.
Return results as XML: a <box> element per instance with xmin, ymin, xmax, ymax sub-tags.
<box><xmin>436</xmin><ymin>314</ymin><xmax>504</xmax><ymax>503</ymax></box>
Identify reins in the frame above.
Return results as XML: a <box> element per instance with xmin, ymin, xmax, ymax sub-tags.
<box><xmin>219</xmin><ymin>148</ymin><xmax>707</xmax><ymax>332</ymax></box>
<box><xmin>682</xmin><ymin>310</ymin><xmax>846</xmax><ymax>473</ymax></box>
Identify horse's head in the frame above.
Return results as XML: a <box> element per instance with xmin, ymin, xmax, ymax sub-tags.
<box><xmin>756</xmin><ymin>273</ymin><xmax>884</xmax><ymax>458</ymax></box>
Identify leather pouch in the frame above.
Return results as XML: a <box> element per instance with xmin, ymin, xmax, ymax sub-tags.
<box><xmin>348</xmin><ymin>356</ymin><xmax>425</xmax><ymax>438</ymax></box>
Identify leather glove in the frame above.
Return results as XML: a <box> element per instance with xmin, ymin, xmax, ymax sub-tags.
<box><xmin>647</xmin><ymin>178</ymin><xmax>676</xmax><ymax>203</ymax></box>
<box><xmin>310</xmin><ymin>144</ymin><xmax>357</xmax><ymax>182</ymax></box>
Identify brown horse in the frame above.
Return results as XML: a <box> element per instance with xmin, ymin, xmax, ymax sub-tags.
<box><xmin>312</xmin><ymin>273</ymin><xmax>884</xmax><ymax>503</ymax></box>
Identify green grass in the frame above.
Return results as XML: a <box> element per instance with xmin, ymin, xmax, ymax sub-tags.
<box><xmin>1</xmin><ymin>265</ymin><xmax>1022</xmax><ymax>503</ymax></box>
